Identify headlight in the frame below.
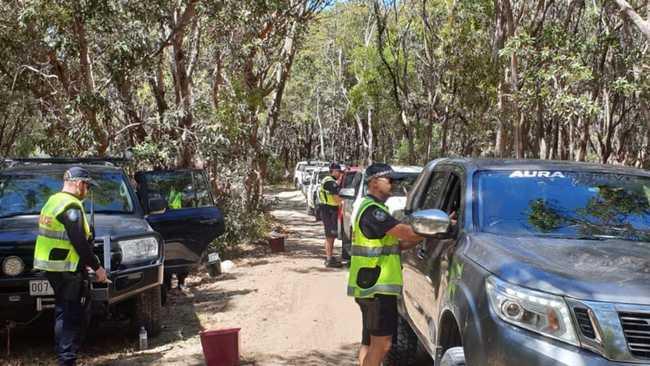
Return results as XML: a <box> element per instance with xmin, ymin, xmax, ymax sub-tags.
<box><xmin>486</xmin><ymin>276</ymin><xmax>578</xmax><ymax>346</ymax></box>
<box><xmin>117</xmin><ymin>237</ymin><xmax>160</xmax><ymax>265</ymax></box>
<box><xmin>2</xmin><ymin>256</ymin><xmax>25</xmax><ymax>276</ymax></box>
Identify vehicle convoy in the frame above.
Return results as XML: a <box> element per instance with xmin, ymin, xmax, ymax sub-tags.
<box><xmin>387</xmin><ymin>158</ymin><xmax>650</xmax><ymax>365</ymax></box>
<box><xmin>293</xmin><ymin>160</ymin><xmax>328</xmax><ymax>189</ymax></box>
<box><xmin>0</xmin><ymin>159</ymin><xmax>224</xmax><ymax>336</ymax></box>
<box><xmin>306</xmin><ymin>167</ymin><xmax>331</xmax><ymax>217</ymax></box>
<box><xmin>338</xmin><ymin>166</ymin><xmax>422</xmax><ymax>261</ymax></box>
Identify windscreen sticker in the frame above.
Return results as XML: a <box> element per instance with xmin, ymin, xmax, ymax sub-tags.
<box><xmin>509</xmin><ymin>171</ymin><xmax>566</xmax><ymax>178</ymax></box>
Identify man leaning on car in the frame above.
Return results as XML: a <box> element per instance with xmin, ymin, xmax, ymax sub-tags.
<box><xmin>347</xmin><ymin>163</ymin><xmax>424</xmax><ymax>366</ymax></box>
<box><xmin>33</xmin><ymin>167</ymin><xmax>109</xmax><ymax>366</ymax></box>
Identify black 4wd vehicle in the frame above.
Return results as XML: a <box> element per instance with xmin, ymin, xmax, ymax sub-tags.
<box><xmin>0</xmin><ymin>159</ymin><xmax>224</xmax><ymax>336</ymax></box>
<box><xmin>390</xmin><ymin>159</ymin><xmax>650</xmax><ymax>365</ymax></box>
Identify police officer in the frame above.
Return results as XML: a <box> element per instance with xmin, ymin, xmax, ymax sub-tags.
<box><xmin>347</xmin><ymin>163</ymin><xmax>424</xmax><ymax>366</ymax></box>
<box><xmin>319</xmin><ymin>162</ymin><xmax>343</xmax><ymax>267</ymax></box>
<box><xmin>33</xmin><ymin>167</ymin><xmax>108</xmax><ymax>366</ymax></box>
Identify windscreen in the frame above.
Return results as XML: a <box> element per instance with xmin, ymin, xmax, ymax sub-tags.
<box><xmin>477</xmin><ymin>170</ymin><xmax>650</xmax><ymax>241</ymax></box>
<box><xmin>0</xmin><ymin>170</ymin><xmax>134</xmax><ymax>218</ymax></box>
<box><xmin>390</xmin><ymin>173</ymin><xmax>419</xmax><ymax>197</ymax></box>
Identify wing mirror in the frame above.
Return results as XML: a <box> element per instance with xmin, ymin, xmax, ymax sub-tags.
<box><xmin>148</xmin><ymin>197</ymin><xmax>168</xmax><ymax>214</ymax></box>
<box><xmin>339</xmin><ymin>188</ymin><xmax>355</xmax><ymax>199</ymax></box>
<box><xmin>408</xmin><ymin>209</ymin><xmax>450</xmax><ymax>237</ymax></box>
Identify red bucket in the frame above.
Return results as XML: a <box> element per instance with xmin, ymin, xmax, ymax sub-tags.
<box><xmin>199</xmin><ymin>328</ymin><xmax>241</xmax><ymax>366</ymax></box>
<box><xmin>269</xmin><ymin>236</ymin><xmax>285</xmax><ymax>253</ymax></box>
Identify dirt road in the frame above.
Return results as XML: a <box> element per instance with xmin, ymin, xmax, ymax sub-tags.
<box><xmin>1</xmin><ymin>188</ymin><xmax>361</xmax><ymax>365</ymax></box>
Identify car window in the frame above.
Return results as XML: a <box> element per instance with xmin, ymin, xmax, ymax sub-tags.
<box><xmin>477</xmin><ymin>170</ymin><xmax>650</xmax><ymax>241</ymax></box>
<box><xmin>0</xmin><ymin>171</ymin><xmax>134</xmax><ymax>217</ymax></box>
<box><xmin>141</xmin><ymin>171</ymin><xmax>199</xmax><ymax>210</ymax></box>
<box><xmin>192</xmin><ymin>171</ymin><xmax>215</xmax><ymax>207</ymax></box>
<box><xmin>343</xmin><ymin>172</ymin><xmax>357</xmax><ymax>188</ymax></box>
<box><xmin>390</xmin><ymin>173</ymin><xmax>419</xmax><ymax>197</ymax></box>
<box><xmin>419</xmin><ymin>171</ymin><xmax>449</xmax><ymax>210</ymax></box>
<box><xmin>352</xmin><ymin>173</ymin><xmax>363</xmax><ymax>195</ymax></box>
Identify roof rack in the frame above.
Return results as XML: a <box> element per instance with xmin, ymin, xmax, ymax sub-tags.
<box><xmin>2</xmin><ymin>157</ymin><xmax>129</xmax><ymax>168</ymax></box>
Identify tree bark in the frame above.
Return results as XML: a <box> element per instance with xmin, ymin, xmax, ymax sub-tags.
<box><xmin>614</xmin><ymin>0</ymin><xmax>650</xmax><ymax>41</ymax></box>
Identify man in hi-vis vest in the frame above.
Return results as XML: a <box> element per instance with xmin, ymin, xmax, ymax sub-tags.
<box><xmin>319</xmin><ymin>162</ymin><xmax>344</xmax><ymax>267</ymax></box>
<box><xmin>34</xmin><ymin>167</ymin><xmax>108</xmax><ymax>366</ymax></box>
<box><xmin>347</xmin><ymin>163</ymin><xmax>424</xmax><ymax>366</ymax></box>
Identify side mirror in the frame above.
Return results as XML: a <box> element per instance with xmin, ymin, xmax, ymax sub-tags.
<box><xmin>339</xmin><ymin>188</ymin><xmax>355</xmax><ymax>199</ymax></box>
<box><xmin>148</xmin><ymin>197</ymin><xmax>168</xmax><ymax>214</ymax></box>
<box><xmin>409</xmin><ymin>209</ymin><xmax>450</xmax><ymax>237</ymax></box>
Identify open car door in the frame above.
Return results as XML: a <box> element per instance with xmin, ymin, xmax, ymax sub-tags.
<box><xmin>134</xmin><ymin>169</ymin><xmax>225</xmax><ymax>281</ymax></box>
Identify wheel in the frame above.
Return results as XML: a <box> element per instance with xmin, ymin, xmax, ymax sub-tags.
<box><xmin>131</xmin><ymin>286</ymin><xmax>162</xmax><ymax>337</ymax></box>
<box><xmin>440</xmin><ymin>347</ymin><xmax>465</xmax><ymax>366</ymax></box>
<box><xmin>385</xmin><ymin>315</ymin><xmax>419</xmax><ymax>365</ymax></box>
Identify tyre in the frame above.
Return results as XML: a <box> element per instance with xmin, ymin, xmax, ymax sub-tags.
<box><xmin>440</xmin><ymin>347</ymin><xmax>465</xmax><ymax>366</ymax></box>
<box><xmin>385</xmin><ymin>315</ymin><xmax>419</xmax><ymax>365</ymax></box>
<box><xmin>131</xmin><ymin>285</ymin><xmax>162</xmax><ymax>337</ymax></box>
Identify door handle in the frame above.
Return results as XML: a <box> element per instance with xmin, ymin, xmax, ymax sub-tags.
<box><xmin>200</xmin><ymin>218</ymin><xmax>219</xmax><ymax>225</ymax></box>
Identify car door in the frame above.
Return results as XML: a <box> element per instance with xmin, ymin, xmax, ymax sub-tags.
<box><xmin>134</xmin><ymin>169</ymin><xmax>225</xmax><ymax>276</ymax></box>
<box><xmin>401</xmin><ymin>169</ymin><xmax>450</xmax><ymax>346</ymax></box>
<box><xmin>342</xmin><ymin>172</ymin><xmax>363</xmax><ymax>240</ymax></box>
<box><xmin>405</xmin><ymin>167</ymin><xmax>465</xmax><ymax>351</ymax></box>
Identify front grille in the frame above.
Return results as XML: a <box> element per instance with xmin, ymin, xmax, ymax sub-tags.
<box><xmin>574</xmin><ymin>307</ymin><xmax>597</xmax><ymax>339</ymax></box>
<box><xmin>619</xmin><ymin>312</ymin><xmax>650</xmax><ymax>358</ymax></box>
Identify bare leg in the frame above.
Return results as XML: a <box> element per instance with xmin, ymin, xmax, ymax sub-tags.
<box><xmin>362</xmin><ymin>335</ymin><xmax>392</xmax><ymax>366</ymax></box>
<box><xmin>358</xmin><ymin>345</ymin><xmax>369</xmax><ymax>365</ymax></box>
<box><xmin>325</xmin><ymin>237</ymin><xmax>335</xmax><ymax>258</ymax></box>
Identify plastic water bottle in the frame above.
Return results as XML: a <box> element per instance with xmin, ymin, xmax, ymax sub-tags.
<box><xmin>139</xmin><ymin>326</ymin><xmax>148</xmax><ymax>350</ymax></box>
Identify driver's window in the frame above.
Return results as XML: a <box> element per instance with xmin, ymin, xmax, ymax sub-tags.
<box><xmin>419</xmin><ymin>172</ymin><xmax>449</xmax><ymax>210</ymax></box>
<box><xmin>441</xmin><ymin>174</ymin><xmax>462</xmax><ymax>233</ymax></box>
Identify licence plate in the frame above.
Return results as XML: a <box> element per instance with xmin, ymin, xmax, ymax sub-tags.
<box><xmin>29</xmin><ymin>280</ymin><xmax>55</xmax><ymax>296</ymax></box>
<box><xmin>208</xmin><ymin>252</ymin><xmax>220</xmax><ymax>262</ymax></box>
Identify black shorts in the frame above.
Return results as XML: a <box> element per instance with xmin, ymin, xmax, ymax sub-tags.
<box><xmin>355</xmin><ymin>294</ymin><xmax>398</xmax><ymax>345</ymax></box>
<box><xmin>320</xmin><ymin>205</ymin><xmax>338</xmax><ymax>238</ymax></box>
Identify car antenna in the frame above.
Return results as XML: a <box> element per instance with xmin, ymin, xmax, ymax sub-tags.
<box><xmin>90</xmin><ymin>189</ymin><xmax>95</xmax><ymax>232</ymax></box>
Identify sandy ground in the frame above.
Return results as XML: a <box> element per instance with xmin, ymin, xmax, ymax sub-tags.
<box><xmin>0</xmin><ymin>187</ymin><xmax>361</xmax><ymax>365</ymax></box>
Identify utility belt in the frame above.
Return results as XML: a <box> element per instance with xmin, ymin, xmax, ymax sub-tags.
<box><xmin>45</xmin><ymin>271</ymin><xmax>91</xmax><ymax>306</ymax></box>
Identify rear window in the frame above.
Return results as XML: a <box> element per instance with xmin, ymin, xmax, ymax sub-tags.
<box><xmin>0</xmin><ymin>171</ymin><xmax>134</xmax><ymax>218</ymax></box>
<box><xmin>476</xmin><ymin>170</ymin><xmax>650</xmax><ymax>241</ymax></box>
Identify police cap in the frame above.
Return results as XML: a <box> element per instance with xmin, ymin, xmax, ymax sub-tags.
<box><xmin>64</xmin><ymin>166</ymin><xmax>98</xmax><ymax>187</ymax></box>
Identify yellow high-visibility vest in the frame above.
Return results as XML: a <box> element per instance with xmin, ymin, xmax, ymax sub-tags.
<box><xmin>347</xmin><ymin>197</ymin><xmax>402</xmax><ymax>298</ymax></box>
<box><xmin>33</xmin><ymin>192</ymin><xmax>91</xmax><ymax>272</ymax></box>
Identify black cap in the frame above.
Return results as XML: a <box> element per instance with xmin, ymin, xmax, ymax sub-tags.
<box><xmin>329</xmin><ymin>162</ymin><xmax>342</xmax><ymax>171</ymax></box>
<box><xmin>64</xmin><ymin>166</ymin><xmax>98</xmax><ymax>187</ymax></box>
<box><xmin>366</xmin><ymin>163</ymin><xmax>396</xmax><ymax>181</ymax></box>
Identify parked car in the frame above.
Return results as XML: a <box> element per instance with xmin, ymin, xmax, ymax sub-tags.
<box><xmin>306</xmin><ymin>167</ymin><xmax>332</xmax><ymax>217</ymax></box>
<box><xmin>295</xmin><ymin>160</ymin><xmax>328</xmax><ymax>192</ymax></box>
<box><xmin>293</xmin><ymin>161</ymin><xmax>308</xmax><ymax>188</ymax></box>
<box><xmin>0</xmin><ymin>158</ymin><xmax>224</xmax><ymax>337</ymax></box>
<box><xmin>336</xmin><ymin>166</ymin><xmax>362</xmax><ymax>260</ymax></box>
<box><xmin>387</xmin><ymin>158</ymin><xmax>650</xmax><ymax>365</ymax></box>
<box><xmin>338</xmin><ymin>165</ymin><xmax>422</xmax><ymax>260</ymax></box>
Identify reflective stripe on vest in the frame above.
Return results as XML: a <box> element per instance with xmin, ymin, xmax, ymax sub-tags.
<box><xmin>33</xmin><ymin>192</ymin><xmax>90</xmax><ymax>272</ymax></box>
<box><xmin>347</xmin><ymin>284</ymin><xmax>403</xmax><ymax>298</ymax></box>
<box><xmin>347</xmin><ymin>197</ymin><xmax>402</xmax><ymax>298</ymax></box>
<box><xmin>319</xmin><ymin>176</ymin><xmax>339</xmax><ymax>207</ymax></box>
<box><xmin>350</xmin><ymin>245</ymin><xmax>401</xmax><ymax>257</ymax></box>
<box><xmin>38</xmin><ymin>227</ymin><xmax>70</xmax><ymax>241</ymax></box>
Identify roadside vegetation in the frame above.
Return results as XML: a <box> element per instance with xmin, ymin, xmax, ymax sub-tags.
<box><xmin>0</xmin><ymin>0</ymin><xmax>648</xmax><ymax>249</ymax></box>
